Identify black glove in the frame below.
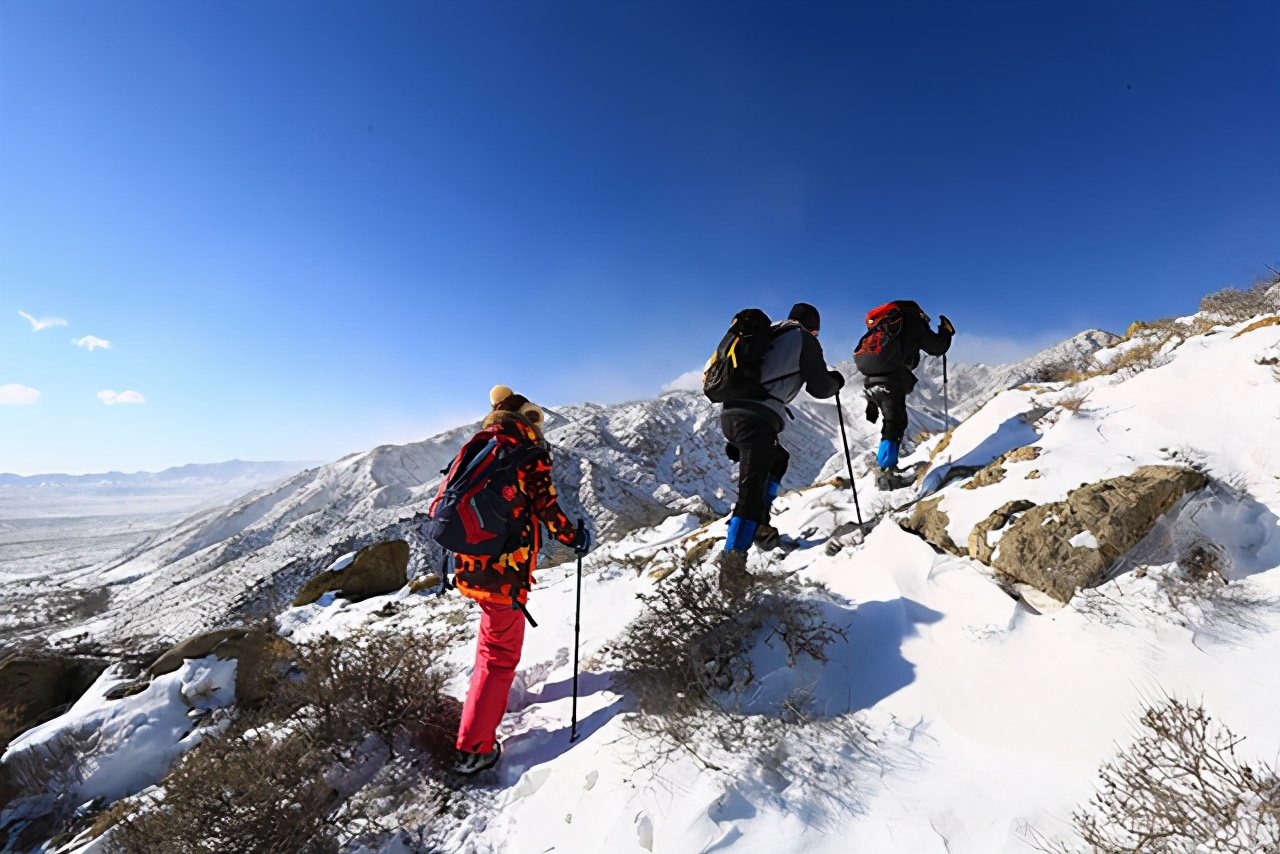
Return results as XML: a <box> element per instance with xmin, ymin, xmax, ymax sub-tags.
<box><xmin>572</xmin><ymin>523</ymin><xmax>592</xmax><ymax>556</ymax></box>
<box><xmin>865</xmin><ymin>399</ymin><xmax>879</xmax><ymax>423</ymax></box>
<box><xmin>938</xmin><ymin>314</ymin><xmax>955</xmax><ymax>336</ymax></box>
<box><xmin>828</xmin><ymin>369</ymin><xmax>846</xmax><ymax>390</ymax></box>
<box><xmin>725</xmin><ymin>442</ymin><xmax>740</xmax><ymax>463</ymax></box>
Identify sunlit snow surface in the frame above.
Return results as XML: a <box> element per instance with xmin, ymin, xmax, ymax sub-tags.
<box><xmin>21</xmin><ymin>317</ymin><xmax>1280</xmax><ymax>853</ymax></box>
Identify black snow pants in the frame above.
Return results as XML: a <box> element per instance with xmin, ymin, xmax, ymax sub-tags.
<box><xmin>865</xmin><ymin>383</ymin><xmax>909</xmax><ymax>444</ymax></box>
<box><xmin>721</xmin><ymin>409</ymin><xmax>791</xmax><ymax>524</ymax></box>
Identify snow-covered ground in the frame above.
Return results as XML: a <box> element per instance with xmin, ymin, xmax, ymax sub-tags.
<box><xmin>6</xmin><ymin>313</ymin><xmax>1278</xmax><ymax>852</ymax></box>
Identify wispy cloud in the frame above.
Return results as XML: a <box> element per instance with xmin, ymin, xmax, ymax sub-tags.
<box><xmin>661</xmin><ymin>368</ymin><xmax>704</xmax><ymax>393</ymax></box>
<box><xmin>0</xmin><ymin>384</ymin><xmax>41</xmax><ymax>405</ymax></box>
<box><xmin>18</xmin><ymin>310</ymin><xmax>68</xmax><ymax>332</ymax></box>
<box><xmin>97</xmin><ymin>390</ymin><xmax>146</xmax><ymax>405</ymax></box>
<box><xmin>72</xmin><ymin>335</ymin><xmax>112</xmax><ymax>351</ymax></box>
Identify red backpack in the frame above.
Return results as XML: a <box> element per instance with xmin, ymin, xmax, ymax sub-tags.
<box><xmin>854</xmin><ymin>300</ymin><xmax>924</xmax><ymax>376</ymax></box>
<box><xmin>426</xmin><ymin>427</ymin><xmax>537</xmax><ymax>556</ymax></box>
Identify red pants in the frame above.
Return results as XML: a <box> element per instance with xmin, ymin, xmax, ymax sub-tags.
<box><xmin>456</xmin><ymin>599</ymin><xmax>526</xmax><ymax>753</ymax></box>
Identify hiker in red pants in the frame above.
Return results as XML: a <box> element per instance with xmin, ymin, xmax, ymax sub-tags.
<box><xmin>440</xmin><ymin>385</ymin><xmax>590</xmax><ymax>776</ymax></box>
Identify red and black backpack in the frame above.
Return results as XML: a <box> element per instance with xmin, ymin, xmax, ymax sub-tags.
<box><xmin>853</xmin><ymin>300</ymin><xmax>925</xmax><ymax>376</ymax></box>
<box><xmin>426</xmin><ymin>427</ymin><xmax>538</xmax><ymax>557</ymax></box>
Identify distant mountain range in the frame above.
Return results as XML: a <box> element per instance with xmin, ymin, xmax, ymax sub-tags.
<box><xmin>0</xmin><ymin>460</ymin><xmax>320</xmax><ymax>487</ymax></box>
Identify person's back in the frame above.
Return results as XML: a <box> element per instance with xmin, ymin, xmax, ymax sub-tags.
<box><xmin>716</xmin><ymin>303</ymin><xmax>844</xmax><ymax>594</ymax></box>
<box><xmin>855</xmin><ymin>301</ymin><xmax>954</xmax><ymax>483</ymax></box>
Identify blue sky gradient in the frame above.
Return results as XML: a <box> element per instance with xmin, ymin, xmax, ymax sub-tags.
<box><xmin>2</xmin><ymin>0</ymin><xmax>1277</xmax><ymax>474</ymax></box>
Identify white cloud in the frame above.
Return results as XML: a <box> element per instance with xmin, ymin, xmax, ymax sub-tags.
<box><xmin>72</xmin><ymin>335</ymin><xmax>112</xmax><ymax>351</ymax></box>
<box><xmin>946</xmin><ymin>331</ymin><xmax>1078</xmax><ymax>367</ymax></box>
<box><xmin>18</xmin><ymin>310</ymin><xmax>68</xmax><ymax>332</ymax></box>
<box><xmin>0</xmin><ymin>384</ymin><xmax>41</xmax><ymax>405</ymax></box>
<box><xmin>98</xmin><ymin>389</ymin><xmax>146</xmax><ymax>405</ymax></box>
<box><xmin>661</xmin><ymin>368</ymin><xmax>704</xmax><ymax>393</ymax></box>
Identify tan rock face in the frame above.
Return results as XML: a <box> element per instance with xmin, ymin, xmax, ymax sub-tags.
<box><xmin>0</xmin><ymin>656</ymin><xmax>108</xmax><ymax>749</ymax></box>
<box><xmin>968</xmin><ymin>500</ymin><xmax>1038</xmax><ymax>564</ymax></box>
<box><xmin>990</xmin><ymin>466</ymin><xmax>1209</xmax><ymax>603</ymax></box>
<box><xmin>294</xmin><ymin>540</ymin><xmax>410</xmax><ymax>607</ymax></box>
<box><xmin>961</xmin><ymin>446</ymin><xmax>1042</xmax><ymax>490</ymax></box>
<box><xmin>148</xmin><ymin>628</ymin><xmax>295</xmax><ymax>705</ymax></box>
<box><xmin>901</xmin><ymin>498</ymin><xmax>963</xmax><ymax>556</ymax></box>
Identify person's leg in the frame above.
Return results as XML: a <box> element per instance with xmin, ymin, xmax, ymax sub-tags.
<box><xmin>456</xmin><ymin>599</ymin><xmax>526</xmax><ymax>755</ymax></box>
<box><xmin>754</xmin><ymin>441</ymin><xmax>791</xmax><ymax>548</ymax></box>
<box><xmin>720</xmin><ymin>411</ymin><xmax>778</xmax><ymax>552</ymax></box>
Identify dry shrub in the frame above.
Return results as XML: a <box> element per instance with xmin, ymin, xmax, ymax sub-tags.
<box><xmin>1037</xmin><ymin>697</ymin><xmax>1280</xmax><ymax>853</ymax></box>
<box><xmin>107</xmin><ymin>630</ymin><xmax>458</xmax><ymax>854</ymax></box>
<box><xmin>609</xmin><ymin>567</ymin><xmax>845</xmax><ymax>765</ymax></box>
<box><xmin>1106</xmin><ymin>337</ymin><xmax>1173</xmax><ymax>380</ymax></box>
<box><xmin>1200</xmin><ymin>275</ymin><xmax>1280</xmax><ymax>324</ymax></box>
<box><xmin>1055</xmin><ymin>389</ymin><xmax>1091</xmax><ymax>415</ymax></box>
<box><xmin>1233</xmin><ymin>314</ymin><xmax>1280</xmax><ymax>338</ymax></box>
<box><xmin>1032</xmin><ymin>351</ymin><xmax>1097</xmax><ymax>384</ymax></box>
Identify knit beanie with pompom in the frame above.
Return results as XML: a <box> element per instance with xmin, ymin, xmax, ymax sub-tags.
<box><xmin>489</xmin><ymin>385</ymin><xmax>545</xmax><ymax>432</ymax></box>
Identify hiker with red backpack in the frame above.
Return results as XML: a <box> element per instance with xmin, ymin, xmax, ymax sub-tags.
<box><xmin>703</xmin><ymin>303</ymin><xmax>844</xmax><ymax>597</ymax></box>
<box><xmin>853</xmin><ymin>300</ymin><xmax>954</xmax><ymax>490</ymax></box>
<box><xmin>427</xmin><ymin>385</ymin><xmax>590</xmax><ymax>776</ymax></box>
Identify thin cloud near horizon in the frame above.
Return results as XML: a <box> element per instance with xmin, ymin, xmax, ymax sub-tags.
<box><xmin>0</xmin><ymin>384</ymin><xmax>42</xmax><ymax>405</ymax></box>
<box><xmin>18</xmin><ymin>310</ymin><xmax>68</xmax><ymax>332</ymax></box>
<box><xmin>72</xmin><ymin>335</ymin><xmax>112</xmax><ymax>351</ymax></box>
<box><xmin>97</xmin><ymin>390</ymin><xmax>146</xmax><ymax>405</ymax></box>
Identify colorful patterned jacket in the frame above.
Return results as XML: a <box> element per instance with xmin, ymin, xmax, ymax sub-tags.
<box><xmin>451</xmin><ymin>411</ymin><xmax>577</xmax><ymax>606</ymax></box>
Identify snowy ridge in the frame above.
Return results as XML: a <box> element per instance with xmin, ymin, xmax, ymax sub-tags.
<box><xmin>8</xmin><ymin>311</ymin><xmax>1280</xmax><ymax>853</ymax></box>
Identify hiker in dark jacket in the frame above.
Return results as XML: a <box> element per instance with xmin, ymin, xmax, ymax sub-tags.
<box><xmin>436</xmin><ymin>385</ymin><xmax>590</xmax><ymax>776</ymax></box>
<box><xmin>855</xmin><ymin>300</ymin><xmax>954</xmax><ymax>489</ymax></box>
<box><xmin>714</xmin><ymin>303</ymin><xmax>843</xmax><ymax>596</ymax></box>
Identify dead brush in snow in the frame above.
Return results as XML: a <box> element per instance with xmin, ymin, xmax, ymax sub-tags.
<box><xmin>608</xmin><ymin>567</ymin><xmax>846</xmax><ymax>767</ymax></box>
<box><xmin>1200</xmin><ymin>273</ymin><xmax>1280</xmax><ymax>324</ymax></box>
<box><xmin>1034</xmin><ymin>697</ymin><xmax>1280</xmax><ymax>854</ymax></box>
<box><xmin>105</xmin><ymin>630</ymin><xmax>458</xmax><ymax>854</ymax></box>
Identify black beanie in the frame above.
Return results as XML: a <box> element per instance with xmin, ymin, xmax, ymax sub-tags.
<box><xmin>788</xmin><ymin>302</ymin><xmax>820</xmax><ymax>333</ymax></box>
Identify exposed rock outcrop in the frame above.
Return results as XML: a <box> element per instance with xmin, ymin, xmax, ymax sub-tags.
<box><xmin>991</xmin><ymin>466</ymin><xmax>1210</xmax><ymax>602</ymax></box>
<box><xmin>0</xmin><ymin>656</ymin><xmax>108</xmax><ymax>749</ymax></box>
<box><xmin>968</xmin><ymin>500</ymin><xmax>1037</xmax><ymax>564</ymax></box>
<box><xmin>146</xmin><ymin>627</ymin><xmax>294</xmax><ymax>705</ymax></box>
<box><xmin>901</xmin><ymin>498</ymin><xmax>963</xmax><ymax>556</ymax></box>
<box><xmin>294</xmin><ymin>540</ymin><xmax>410</xmax><ymax>607</ymax></box>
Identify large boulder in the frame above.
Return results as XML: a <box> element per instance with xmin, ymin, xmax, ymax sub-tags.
<box><xmin>293</xmin><ymin>540</ymin><xmax>410</xmax><ymax>607</ymax></box>
<box><xmin>147</xmin><ymin>628</ymin><xmax>294</xmax><ymax>705</ymax></box>
<box><xmin>0</xmin><ymin>656</ymin><xmax>108</xmax><ymax>749</ymax></box>
<box><xmin>991</xmin><ymin>465</ymin><xmax>1210</xmax><ymax>602</ymax></box>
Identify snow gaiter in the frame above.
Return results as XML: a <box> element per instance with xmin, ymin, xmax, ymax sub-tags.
<box><xmin>725</xmin><ymin>516</ymin><xmax>758</xmax><ymax>552</ymax></box>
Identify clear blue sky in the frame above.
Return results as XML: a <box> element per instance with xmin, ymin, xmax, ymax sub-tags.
<box><xmin>2</xmin><ymin>0</ymin><xmax>1277</xmax><ymax>475</ymax></box>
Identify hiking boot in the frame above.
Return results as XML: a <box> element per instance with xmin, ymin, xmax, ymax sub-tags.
<box><xmin>453</xmin><ymin>741</ymin><xmax>502</xmax><ymax>776</ymax></box>
<box><xmin>875</xmin><ymin>468</ymin><xmax>915</xmax><ymax>491</ymax></box>
<box><xmin>714</xmin><ymin>549</ymin><xmax>753</xmax><ymax>600</ymax></box>
<box><xmin>754</xmin><ymin>522</ymin><xmax>783</xmax><ymax>551</ymax></box>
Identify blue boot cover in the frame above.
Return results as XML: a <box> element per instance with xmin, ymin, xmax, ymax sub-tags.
<box><xmin>763</xmin><ymin>481</ymin><xmax>781</xmax><ymax>515</ymax></box>
<box><xmin>876</xmin><ymin>440</ymin><xmax>900</xmax><ymax>470</ymax></box>
<box><xmin>725</xmin><ymin>516</ymin><xmax>758</xmax><ymax>552</ymax></box>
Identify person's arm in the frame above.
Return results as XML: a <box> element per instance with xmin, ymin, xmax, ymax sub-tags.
<box><xmin>520</xmin><ymin>452</ymin><xmax>580</xmax><ymax>546</ymax></box>
<box><xmin>799</xmin><ymin>333</ymin><xmax>844</xmax><ymax>399</ymax></box>
<box><xmin>916</xmin><ymin>314</ymin><xmax>953</xmax><ymax>357</ymax></box>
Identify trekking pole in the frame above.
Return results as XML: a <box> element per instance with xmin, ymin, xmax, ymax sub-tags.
<box><xmin>942</xmin><ymin>354</ymin><xmax>950</xmax><ymax>428</ymax></box>
<box><xmin>570</xmin><ymin>518</ymin><xmax>585</xmax><ymax>744</ymax></box>
<box><xmin>835</xmin><ymin>392</ymin><xmax>864</xmax><ymax>528</ymax></box>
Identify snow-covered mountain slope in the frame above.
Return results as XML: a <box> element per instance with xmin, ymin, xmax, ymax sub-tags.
<box><xmin>263</xmin><ymin>311</ymin><xmax>1280</xmax><ymax>851</ymax></box>
<box><xmin>26</xmin><ymin>332</ymin><xmax>1118</xmax><ymax>648</ymax></box>
<box><xmin>9</xmin><ymin>312</ymin><xmax>1278</xmax><ymax>853</ymax></box>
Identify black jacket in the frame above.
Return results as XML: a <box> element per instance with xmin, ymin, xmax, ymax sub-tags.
<box><xmin>725</xmin><ymin>323</ymin><xmax>841</xmax><ymax>431</ymax></box>
<box><xmin>862</xmin><ymin>305</ymin><xmax>952</xmax><ymax>392</ymax></box>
